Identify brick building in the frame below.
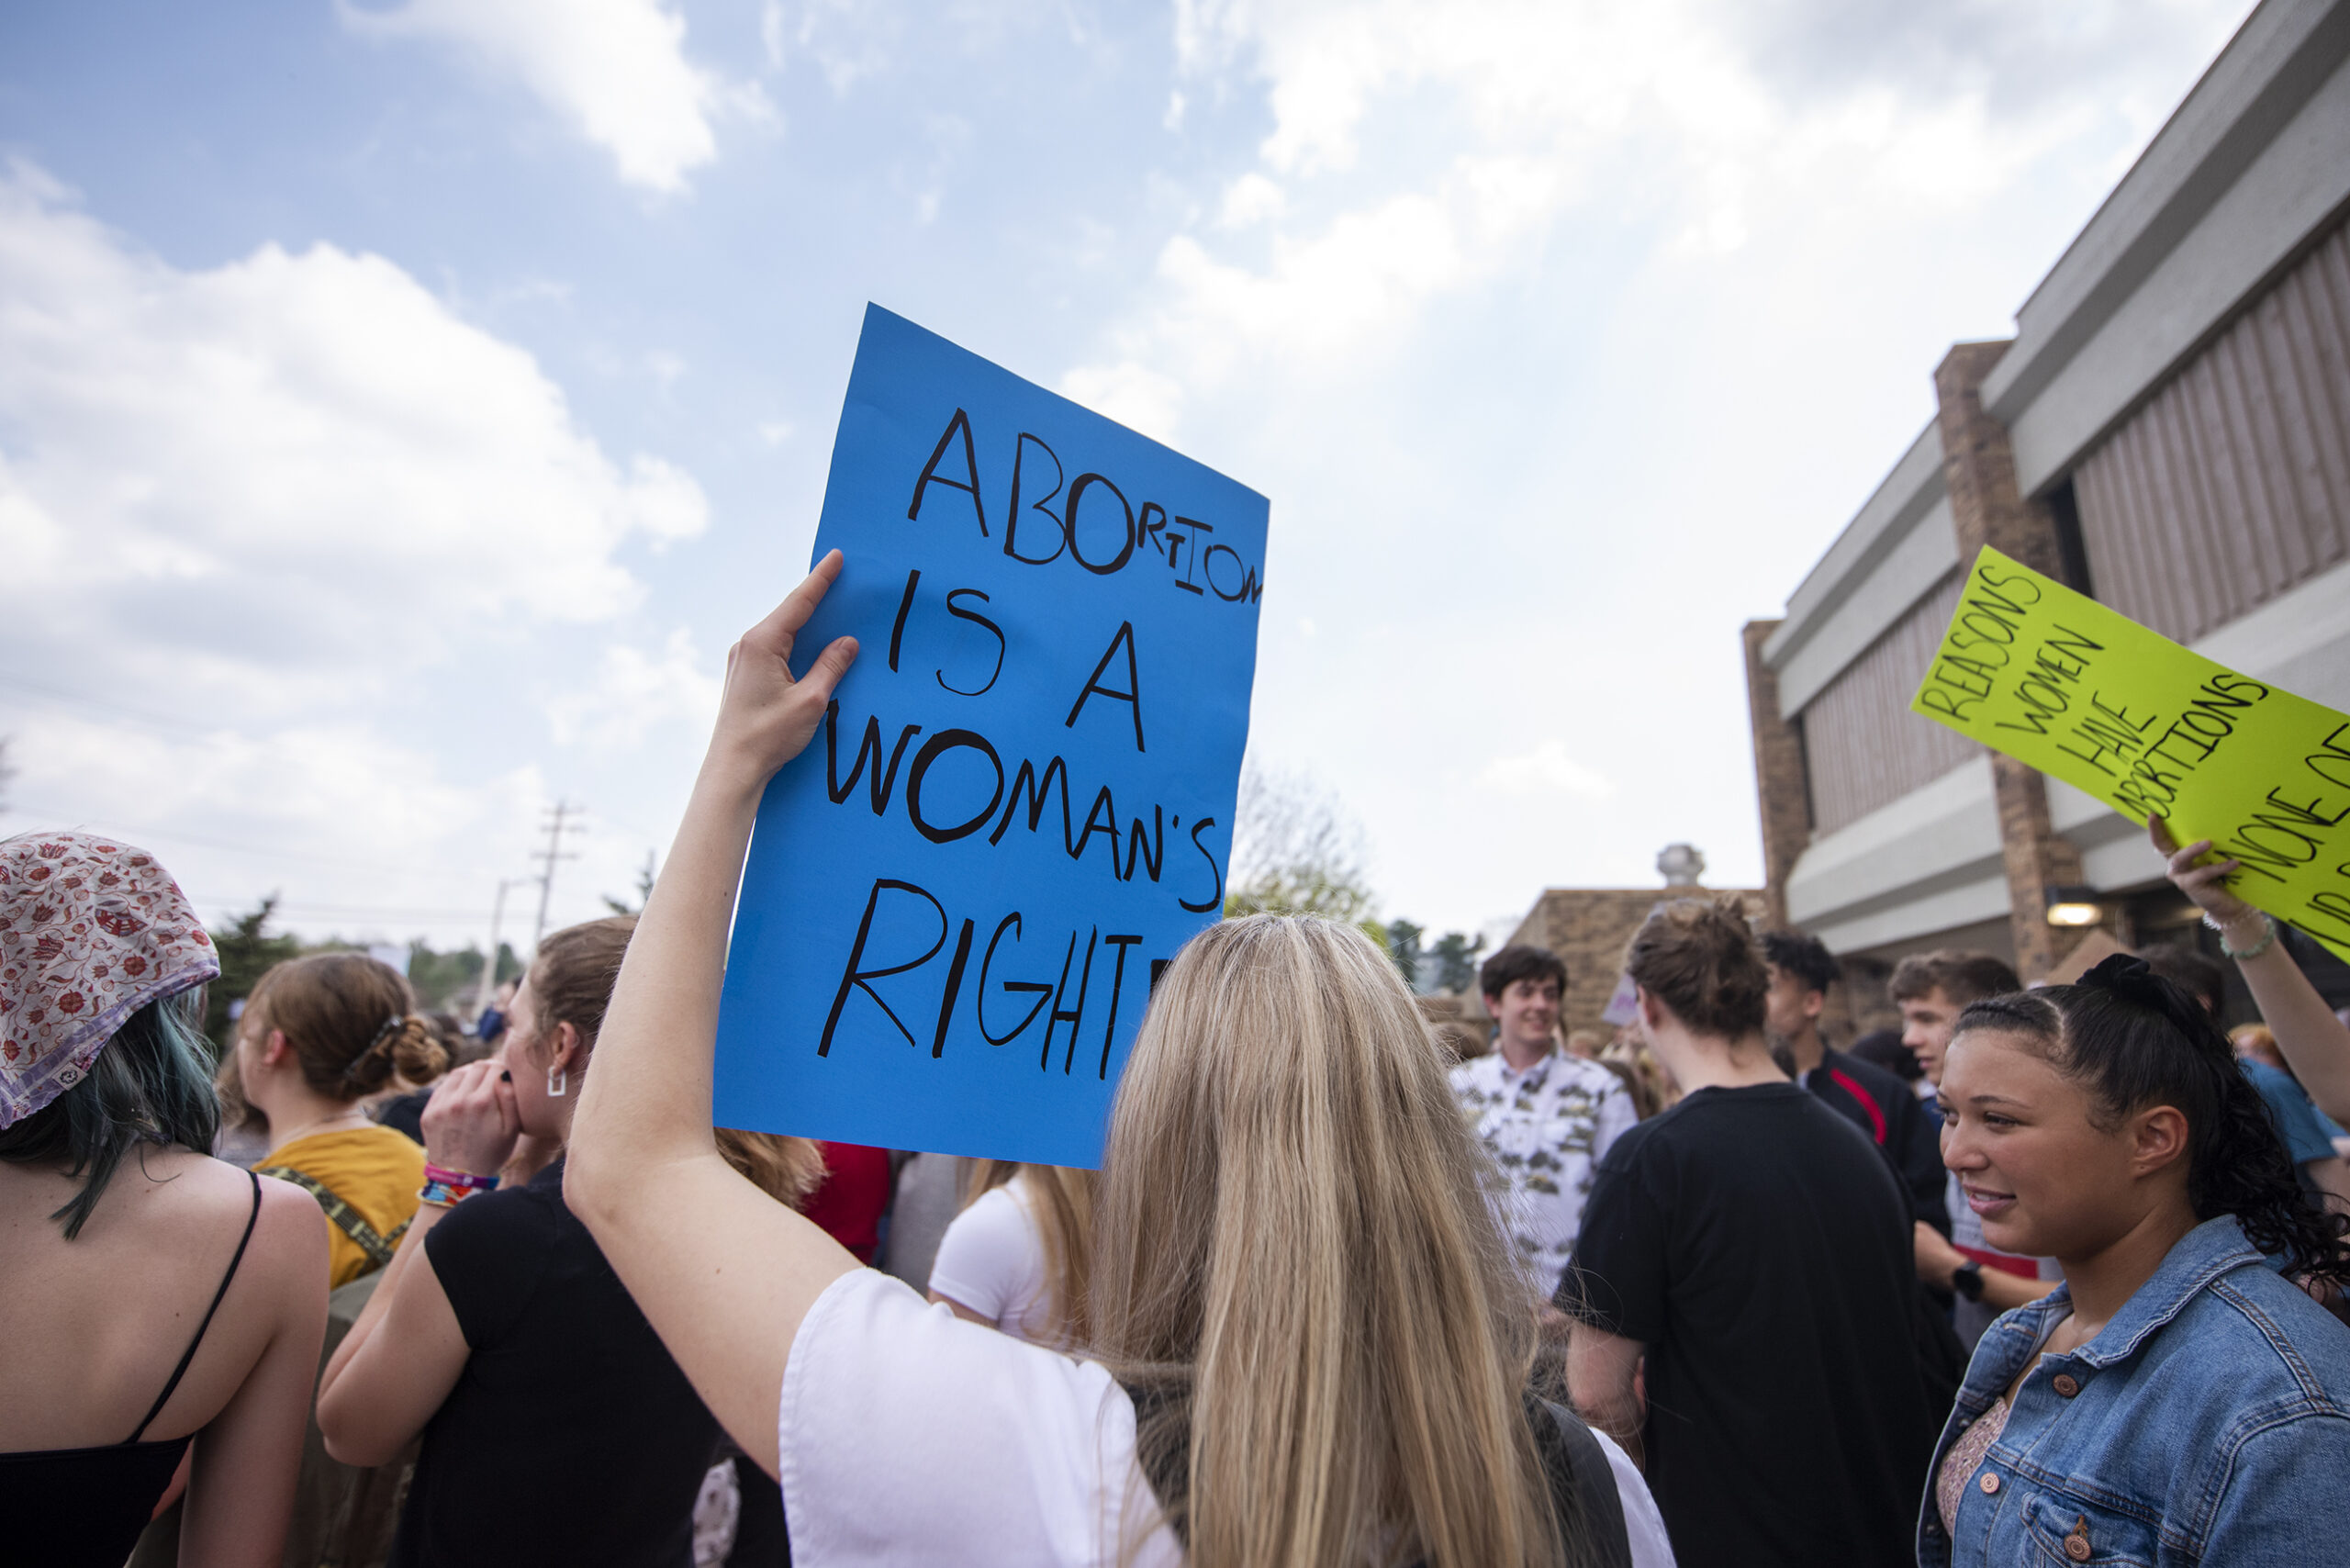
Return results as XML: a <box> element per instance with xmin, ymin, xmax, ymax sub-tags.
<box><xmin>1497</xmin><ymin>861</ymin><xmax>1768</xmax><ymax>1044</ymax></box>
<box><xmin>1745</xmin><ymin>0</ymin><xmax>2350</xmax><ymax>1016</ymax></box>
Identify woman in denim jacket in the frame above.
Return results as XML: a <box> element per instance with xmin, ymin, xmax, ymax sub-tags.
<box><xmin>1920</xmin><ymin>954</ymin><xmax>2350</xmax><ymax>1567</ymax></box>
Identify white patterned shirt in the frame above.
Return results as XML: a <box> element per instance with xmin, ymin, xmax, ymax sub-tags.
<box><xmin>1450</xmin><ymin>1049</ymin><xmax>1639</xmax><ymax>1291</ymax></box>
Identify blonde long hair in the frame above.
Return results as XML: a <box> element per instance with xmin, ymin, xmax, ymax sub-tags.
<box><xmin>1091</xmin><ymin>915</ymin><xmax>1569</xmax><ymax>1568</ymax></box>
<box><xmin>959</xmin><ymin>1159</ymin><xmax>1097</xmax><ymax>1347</ymax></box>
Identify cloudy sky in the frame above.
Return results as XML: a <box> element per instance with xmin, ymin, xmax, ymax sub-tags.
<box><xmin>0</xmin><ymin>0</ymin><xmax>2256</xmax><ymax>953</ymax></box>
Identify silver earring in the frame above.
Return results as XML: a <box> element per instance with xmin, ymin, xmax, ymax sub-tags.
<box><xmin>547</xmin><ymin>1064</ymin><xmax>567</xmax><ymax>1098</ymax></box>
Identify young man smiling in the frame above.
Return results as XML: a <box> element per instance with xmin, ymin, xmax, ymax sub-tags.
<box><xmin>1449</xmin><ymin>944</ymin><xmax>1635</xmax><ymax>1296</ymax></box>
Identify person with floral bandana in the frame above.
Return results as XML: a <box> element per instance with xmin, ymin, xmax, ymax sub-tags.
<box><xmin>0</xmin><ymin>832</ymin><xmax>328</xmax><ymax>1567</ymax></box>
<box><xmin>1450</xmin><ymin>944</ymin><xmax>1637</xmax><ymax>1295</ymax></box>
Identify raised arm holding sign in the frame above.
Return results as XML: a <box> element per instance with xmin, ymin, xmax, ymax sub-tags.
<box><xmin>1910</xmin><ymin>546</ymin><xmax>2350</xmax><ymax>964</ymax></box>
<box><xmin>713</xmin><ymin>306</ymin><xmax>1268</xmax><ymax>1168</ymax></box>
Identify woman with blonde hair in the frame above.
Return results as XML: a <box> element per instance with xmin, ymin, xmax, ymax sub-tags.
<box><xmin>929</xmin><ymin>1160</ymin><xmax>1097</xmax><ymax>1348</ymax></box>
<box><xmin>237</xmin><ymin>953</ymin><xmax>448</xmax><ymax>1286</ymax></box>
<box><xmin>563</xmin><ymin>555</ymin><xmax>1669</xmax><ymax>1568</ymax></box>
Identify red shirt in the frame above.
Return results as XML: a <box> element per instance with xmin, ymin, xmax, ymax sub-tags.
<box><xmin>802</xmin><ymin>1142</ymin><xmax>892</xmax><ymax>1262</ymax></box>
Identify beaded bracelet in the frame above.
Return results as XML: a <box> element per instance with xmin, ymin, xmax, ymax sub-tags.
<box><xmin>2204</xmin><ymin>910</ymin><xmax>2280</xmax><ymax>960</ymax></box>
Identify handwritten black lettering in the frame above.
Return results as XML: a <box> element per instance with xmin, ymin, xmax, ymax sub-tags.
<box><xmin>907</xmin><ymin>409</ymin><xmax>989</xmax><ymax>535</ymax></box>
<box><xmin>824</xmin><ymin>703</ymin><xmax>923</xmax><ymax>815</ymax></box>
<box><xmin>1065</xmin><ymin>473</ymin><xmax>1138</xmax><ymax>576</ymax></box>
<box><xmin>977</xmin><ymin>913</ymin><xmax>1053</xmax><ymax>1047</ymax></box>
<box><xmin>1097</xmin><ymin>935</ymin><xmax>1143</xmax><ymax>1079</ymax></box>
<box><xmin>1065</xmin><ymin>621</ymin><xmax>1147</xmax><ymax>752</ymax></box>
<box><xmin>819</xmin><ymin>879</ymin><xmax>948</xmax><ymax>1057</ymax></box>
<box><xmin>930</xmin><ymin>917</ymin><xmax>976</xmax><ymax>1058</ymax></box>
<box><xmin>937</xmin><ymin>588</ymin><xmax>1005</xmax><ymax>697</ymax></box>
<box><xmin>1041</xmin><ymin>927</ymin><xmax>1098</xmax><ymax>1073</ymax></box>
<box><xmin>889</xmin><ymin>567</ymin><xmax>920</xmax><ymax>672</ymax></box>
<box><xmin>2309</xmin><ymin>723</ymin><xmax>2350</xmax><ymax>790</ymax></box>
<box><xmin>904</xmin><ymin>730</ymin><xmax>1006</xmax><ymax>845</ymax></box>
<box><xmin>1003</xmin><ymin>433</ymin><xmax>1067</xmax><ymax>565</ymax></box>
<box><xmin>1180</xmin><ymin>816</ymin><xmax>1225</xmax><ymax>913</ymax></box>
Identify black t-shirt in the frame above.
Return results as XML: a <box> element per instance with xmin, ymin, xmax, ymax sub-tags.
<box><xmin>1558</xmin><ymin>1083</ymin><xmax>1941</xmax><ymax>1568</ymax></box>
<box><xmin>391</xmin><ymin>1159</ymin><xmax>721</xmax><ymax>1567</ymax></box>
<box><xmin>1805</xmin><ymin>1046</ymin><xmax>1951</xmax><ymax>1238</ymax></box>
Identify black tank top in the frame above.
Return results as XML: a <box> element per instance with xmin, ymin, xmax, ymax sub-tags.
<box><xmin>0</xmin><ymin>1170</ymin><xmax>263</xmax><ymax>1568</ymax></box>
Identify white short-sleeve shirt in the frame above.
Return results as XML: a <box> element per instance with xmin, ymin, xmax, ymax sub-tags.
<box><xmin>926</xmin><ymin>1175</ymin><xmax>1059</xmax><ymax>1344</ymax></box>
<box><xmin>778</xmin><ymin>1270</ymin><xmax>1678</xmax><ymax>1568</ymax></box>
<box><xmin>1449</xmin><ymin>1049</ymin><xmax>1639</xmax><ymax>1289</ymax></box>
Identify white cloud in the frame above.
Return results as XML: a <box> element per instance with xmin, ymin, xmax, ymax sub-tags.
<box><xmin>1077</xmin><ymin>0</ymin><xmax>2242</xmax><ymax>431</ymax></box>
<box><xmin>1477</xmin><ymin>740</ymin><xmax>1614</xmax><ymax>800</ymax></box>
<box><xmin>0</xmin><ymin>163</ymin><xmax>704</xmax><ymax>705</ymax></box>
<box><xmin>547</xmin><ymin>630</ymin><xmax>722</xmax><ymax>751</ymax></box>
<box><xmin>761</xmin><ymin>0</ymin><xmax>788</xmax><ymax>70</ymax></box>
<box><xmin>1215</xmin><ymin>172</ymin><xmax>1286</xmax><ymax>228</ymax></box>
<box><xmin>344</xmin><ymin>0</ymin><xmax>766</xmax><ymax>193</ymax></box>
<box><xmin>0</xmin><ymin>706</ymin><xmax>551</xmax><ymax>942</ymax></box>
<box><xmin>0</xmin><ymin>165</ymin><xmax>718</xmax><ymax>941</ymax></box>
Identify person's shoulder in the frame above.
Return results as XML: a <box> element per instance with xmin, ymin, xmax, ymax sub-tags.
<box><xmin>942</xmin><ymin>1183</ymin><xmax>1032</xmax><ymax>1252</ymax></box>
<box><xmin>2133</xmin><ymin>1264</ymin><xmax>2350</xmax><ymax>1457</ymax></box>
<box><xmin>1554</xmin><ymin>1054</ymin><xmax>1627</xmax><ymax>1099</ymax></box>
<box><xmin>1594</xmin><ymin>1103</ymin><xmax>1675</xmax><ymax>1169</ymax></box>
<box><xmin>1449</xmin><ymin>1052</ymin><xmax>1500</xmax><ymax>1091</ymax></box>
<box><xmin>2199</xmin><ymin>1261</ymin><xmax>2350</xmax><ymax>1383</ymax></box>
<box><xmin>1821</xmin><ymin>1047</ymin><xmax>1910</xmax><ymax>1107</ymax></box>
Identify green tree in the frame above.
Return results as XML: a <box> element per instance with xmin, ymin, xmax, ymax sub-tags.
<box><xmin>603</xmin><ymin>850</ymin><xmax>658</xmax><ymax>917</ymax></box>
<box><xmin>404</xmin><ymin>940</ymin><xmax>524</xmax><ymax>1013</ymax></box>
<box><xmin>1428</xmin><ymin>931</ymin><xmax>1487</xmax><ymax>996</ymax></box>
<box><xmin>1387</xmin><ymin>919</ymin><xmax>1425</xmax><ymax>988</ymax></box>
<box><xmin>204</xmin><ymin>897</ymin><xmax>304</xmax><ymax>1051</ymax></box>
<box><xmin>1221</xmin><ymin>765</ymin><xmax>1378</xmax><ymax>927</ymax></box>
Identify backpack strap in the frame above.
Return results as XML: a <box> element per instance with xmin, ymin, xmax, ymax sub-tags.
<box><xmin>1527</xmin><ymin>1394</ymin><xmax>1633</xmax><ymax>1568</ymax></box>
<box><xmin>255</xmin><ymin>1165</ymin><xmax>408</xmax><ymax>1272</ymax></box>
<box><xmin>1115</xmin><ymin>1380</ymin><xmax>1634</xmax><ymax>1567</ymax></box>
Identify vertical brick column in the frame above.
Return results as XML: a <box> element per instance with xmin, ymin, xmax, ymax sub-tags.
<box><xmin>1933</xmin><ymin>341</ymin><xmax>2086</xmax><ymax>980</ymax></box>
<box><xmin>1742</xmin><ymin>619</ymin><xmax>1809</xmax><ymax>928</ymax></box>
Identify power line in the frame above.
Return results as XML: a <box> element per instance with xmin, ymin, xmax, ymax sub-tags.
<box><xmin>0</xmin><ymin>671</ymin><xmax>223</xmax><ymax>741</ymax></box>
<box><xmin>531</xmin><ymin>799</ymin><xmax>585</xmax><ymax>946</ymax></box>
<box><xmin>0</xmin><ymin>802</ymin><xmax>428</xmax><ymax>878</ymax></box>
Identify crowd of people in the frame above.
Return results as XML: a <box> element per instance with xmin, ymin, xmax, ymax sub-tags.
<box><xmin>5</xmin><ymin>550</ymin><xmax>2349</xmax><ymax>1566</ymax></box>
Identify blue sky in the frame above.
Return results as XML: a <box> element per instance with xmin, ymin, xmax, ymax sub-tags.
<box><xmin>0</xmin><ymin>0</ymin><xmax>2255</xmax><ymax>951</ymax></box>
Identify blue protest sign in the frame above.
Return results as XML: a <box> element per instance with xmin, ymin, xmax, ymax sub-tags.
<box><xmin>712</xmin><ymin>305</ymin><xmax>1268</xmax><ymax>1167</ymax></box>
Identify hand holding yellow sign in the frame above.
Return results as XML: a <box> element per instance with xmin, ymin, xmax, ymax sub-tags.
<box><xmin>1910</xmin><ymin>546</ymin><xmax>2350</xmax><ymax>961</ymax></box>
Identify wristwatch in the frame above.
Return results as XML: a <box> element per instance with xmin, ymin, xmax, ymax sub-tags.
<box><xmin>1953</xmin><ymin>1260</ymin><xmax>1986</xmax><ymax>1302</ymax></box>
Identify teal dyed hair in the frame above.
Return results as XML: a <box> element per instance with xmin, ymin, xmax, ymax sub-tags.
<box><xmin>0</xmin><ymin>987</ymin><xmax>221</xmax><ymax>1238</ymax></box>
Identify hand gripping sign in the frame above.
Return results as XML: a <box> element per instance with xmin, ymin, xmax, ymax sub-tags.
<box><xmin>1910</xmin><ymin>546</ymin><xmax>2350</xmax><ymax>962</ymax></box>
<box><xmin>714</xmin><ymin>306</ymin><xmax>1269</xmax><ymax>1167</ymax></box>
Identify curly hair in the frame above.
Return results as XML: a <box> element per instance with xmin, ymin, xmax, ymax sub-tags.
<box><xmin>1955</xmin><ymin>955</ymin><xmax>2350</xmax><ymax>1287</ymax></box>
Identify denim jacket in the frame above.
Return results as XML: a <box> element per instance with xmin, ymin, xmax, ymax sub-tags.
<box><xmin>1918</xmin><ymin>1215</ymin><xmax>2350</xmax><ymax>1567</ymax></box>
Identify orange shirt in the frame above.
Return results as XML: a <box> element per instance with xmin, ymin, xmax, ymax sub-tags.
<box><xmin>260</xmin><ymin>1123</ymin><xmax>424</xmax><ymax>1287</ymax></box>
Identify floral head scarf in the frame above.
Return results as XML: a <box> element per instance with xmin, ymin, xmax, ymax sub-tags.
<box><xmin>0</xmin><ymin>832</ymin><xmax>218</xmax><ymax>1130</ymax></box>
